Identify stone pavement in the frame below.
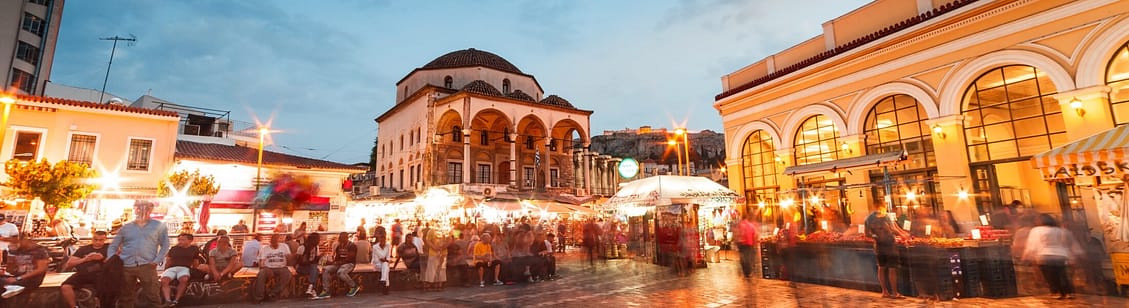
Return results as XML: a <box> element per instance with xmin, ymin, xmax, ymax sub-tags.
<box><xmin>195</xmin><ymin>249</ymin><xmax>1128</xmax><ymax>308</ymax></box>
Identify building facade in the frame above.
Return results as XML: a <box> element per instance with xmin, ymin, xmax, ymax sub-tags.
<box><xmin>1</xmin><ymin>0</ymin><xmax>64</xmax><ymax>95</ymax></box>
<box><xmin>716</xmin><ymin>0</ymin><xmax>1129</xmax><ymax>233</ymax></box>
<box><xmin>377</xmin><ymin>48</ymin><xmax>615</xmax><ymax>196</ymax></box>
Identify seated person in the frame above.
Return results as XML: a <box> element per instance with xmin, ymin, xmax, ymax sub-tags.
<box><xmin>61</xmin><ymin>231</ymin><xmax>109</xmax><ymax>308</ymax></box>
<box><xmin>533</xmin><ymin>233</ymin><xmax>557</xmax><ymax>280</ymax></box>
<box><xmin>161</xmin><ymin>233</ymin><xmax>200</xmax><ymax>306</ymax></box>
<box><xmin>207</xmin><ymin>236</ymin><xmax>240</xmax><ymax>281</ymax></box>
<box><xmin>397</xmin><ymin>234</ymin><xmax>421</xmax><ymax>271</ymax></box>
<box><xmin>474</xmin><ymin>233</ymin><xmax>502</xmax><ymax>287</ymax></box>
<box><xmin>1</xmin><ymin>233</ymin><xmax>49</xmax><ymax>301</ymax></box>
<box><xmin>253</xmin><ymin>234</ymin><xmax>291</xmax><ymax>303</ymax></box>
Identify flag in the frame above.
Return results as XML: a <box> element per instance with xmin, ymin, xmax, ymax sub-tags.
<box><xmin>535</xmin><ymin>149</ymin><xmax>541</xmax><ymax>167</ymax></box>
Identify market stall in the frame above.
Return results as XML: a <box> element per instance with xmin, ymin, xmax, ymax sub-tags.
<box><xmin>601</xmin><ymin>175</ymin><xmax>740</xmax><ymax>266</ymax></box>
<box><xmin>1031</xmin><ymin>124</ymin><xmax>1129</xmax><ymax>290</ymax></box>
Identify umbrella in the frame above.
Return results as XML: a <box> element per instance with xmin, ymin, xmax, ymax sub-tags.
<box><xmin>604</xmin><ymin>175</ymin><xmax>739</xmax><ymax>210</ymax></box>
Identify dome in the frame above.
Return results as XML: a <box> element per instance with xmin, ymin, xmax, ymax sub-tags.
<box><xmin>540</xmin><ymin>95</ymin><xmax>573</xmax><ymax>108</ymax></box>
<box><xmin>506</xmin><ymin>90</ymin><xmax>535</xmax><ymax>102</ymax></box>
<box><xmin>422</xmin><ymin>48</ymin><xmax>524</xmax><ymax>74</ymax></box>
<box><xmin>460</xmin><ymin>80</ymin><xmax>503</xmax><ymax>96</ymax></box>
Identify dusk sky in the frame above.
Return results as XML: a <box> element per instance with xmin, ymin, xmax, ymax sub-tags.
<box><xmin>50</xmin><ymin>0</ymin><xmax>870</xmax><ymax>165</ymax></box>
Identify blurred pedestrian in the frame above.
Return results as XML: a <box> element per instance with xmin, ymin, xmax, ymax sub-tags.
<box><xmin>737</xmin><ymin>214</ymin><xmax>758</xmax><ymax>278</ymax></box>
<box><xmin>1022</xmin><ymin>214</ymin><xmax>1084</xmax><ymax>300</ymax></box>
<box><xmin>865</xmin><ymin>206</ymin><xmax>908</xmax><ymax>299</ymax></box>
<box><xmin>582</xmin><ymin>218</ymin><xmax>600</xmax><ymax>266</ymax></box>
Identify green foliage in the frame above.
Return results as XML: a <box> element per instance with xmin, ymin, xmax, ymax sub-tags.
<box><xmin>157</xmin><ymin>169</ymin><xmax>221</xmax><ymax>208</ymax></box>
<box><xmin>3</xmin><ymin>159</ymin><xmax>99</xmax><ymax>208</ymax></box>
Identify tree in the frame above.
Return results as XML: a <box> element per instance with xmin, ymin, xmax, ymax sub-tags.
<box><xmin>3</xmin><ymin>159</ymin><xmax>99</xmax><ymax>209</ymax></box>
<box><xmin>369</xmin><ymin>135</ymin><xmax>379</xmax><ymax>172</ymax></box>
<box><xmin>157</xmin><ymin>169</ymin><xmax>221</xmax><ymax>216</ymax></box>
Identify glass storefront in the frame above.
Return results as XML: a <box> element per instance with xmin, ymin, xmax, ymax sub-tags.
<box><xmin>863</xmin><ymin>94</ymin><xmax>942</xmax><ymax>216</ymax></box>
<box><xmin>793</xmin><ymin>116</ymin><xmax>847</xmax><ymax>232</ymax></box>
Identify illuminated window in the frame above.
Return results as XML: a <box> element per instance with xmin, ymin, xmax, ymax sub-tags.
<box><xmin>13</xmin><ymin>131</ymin><xmax>41</xmax><ymax>161</ymax></box>
<box><xmin>864</xmin><ymin>94</ymin><xmax>934</xmax><ymax>169</ymax></box>
<box><xmin>962</xmin><ymin>65</ymin><xmax>1063</xmax><ymax>162</ymax></box>
<box><xmin>793</xmin><ymin>115</ymin><xmax>839</xmax><ymax>165</ymax></box>
<box><xmin>742</xmin><ymin>130</ymin><xmax>778</xmax><ymax>216</ymax></box>
<box><xmin>1106</xmin><ymin>42</ymin><xmax>1129</xmax><ymax>126</ymax></box>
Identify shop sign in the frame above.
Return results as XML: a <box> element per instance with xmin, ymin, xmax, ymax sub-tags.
<box><xmin>1113</xmin><ymin>253</ymin><xmax>1129</xmax><ymax>285</ymax></box>
<box><xmin>618</xmin><ymin>158</ymin><xmax>639</xmax><ymax>179</ymax></box>
<box><xmin>1047</xmin><ymin>160</ymin><xmax>1129</xmax><ymax>179</ymax></box>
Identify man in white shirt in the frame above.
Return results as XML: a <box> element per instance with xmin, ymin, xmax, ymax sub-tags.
<box><xmin>242</xmin><ymin>234</ymin><xmax>262</xmax><ymax>267</ymax></box>
<box><xmin>0</xmin><ymin>216</ymin><xmax>22</xmax><ymax>263</ymax></box>
<box><xmin>252</xmin><ymin>234</ymin><xmax>291</xmax><ymax>303</ymax></box>
<box><xmin>72</xmin><ymin>221</ymin><xmax>92</xmax><ymax>238</ymax></box>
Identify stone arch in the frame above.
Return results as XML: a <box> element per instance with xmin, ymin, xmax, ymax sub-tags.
<box><xmin>938</xmin><ymin>49</ymin><xmax>1075</xmax><ymax>116</ymax></box>
<box><xmin>1076</xmin><ymin>17</ymin><xmax>1129</xmax><ymax>88</ymax></box>
<box><xmin>435</xmin><ymin>109</ymin><xmax>463</xmax><ymax>143</ymax></box>
<box><xmin>726</xmin><ymin>120</ymin><xmax>782</xmax><ymax>160</ymax></box>
<box><xmin>846</xmin><ymin>82</ymin><xmax>940</xmax><ymax>135</ymax></box>
<box><xmin>780</xmin><ymin>104</ymin><xmax>847</xmax><ymax>149</ymax></box>
<box><xmin>469</xmin><ymin>108</ymin><xmax>512</xmax><ymax>145</ymax></box>
<box><xmin>550</xmin><ymin>118</ymin><xmax>586</xmax><ymax>153</ymax></box>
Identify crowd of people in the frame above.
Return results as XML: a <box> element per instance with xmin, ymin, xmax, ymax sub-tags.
<box><xmin>0</xmin><ymin>200</ymin><xmax>581</xmax><ymax>307</ymax></box>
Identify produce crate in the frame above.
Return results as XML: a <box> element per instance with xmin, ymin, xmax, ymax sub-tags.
<box><xmin>760</xmin><ymin>244</ymin><xmax>781</xmax><ymax>279</ymax></box>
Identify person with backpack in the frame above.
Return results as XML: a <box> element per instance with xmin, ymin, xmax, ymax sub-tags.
<box><xmin>318</xmin><ymin>232</ymin><xmax>360</xmax><ymax>298</ymax></box>
<box><xmin>295</xmin><ymin>232</ymin><xmax>321</xmax><ymax>298</ymax></box>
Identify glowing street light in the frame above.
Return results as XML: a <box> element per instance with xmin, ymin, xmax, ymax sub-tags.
<box><xmin>667</xmin><ymin>139</ymin><xmax>683</xmax><ymax>176</ymax></box>
<box><xmin>0</xmin><ymin>94</ymin><xmax>15</xmax><ymax>153</ymax></box>
<box><xmin>256</xmin><ymin>127</ymin><xmax>269</xmax><ymax>190</ymax></box>
<box><xmin>674</xmin><ymin>128</ymin><xmax>691</xmax><ymax>175</ymax></box>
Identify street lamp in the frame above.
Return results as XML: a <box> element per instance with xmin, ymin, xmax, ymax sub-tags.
<box><xmin>667</xmin><ymin>139</ymin><xmax>683</xmax><ymax>176</ymax></box>
<box><xmin>256</xmin><ymin>127</ymin><xmax>269</xmax><ymax>190</ymax></box>
<box><xmin>674</xmin><ymin>128</ymin><xmax>691</xmax><ymax>176</ymax></box>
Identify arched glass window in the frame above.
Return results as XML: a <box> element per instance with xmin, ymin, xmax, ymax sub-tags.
<box><xmin>962</xmin><ymin>65</ymin><xmax>1064</xmax><ymax>162</ymax></box>
<box><xmin>864</xmin><ymin>94</ymin><xmax>934</xmax><ymax>169</ymax></box>
<box><xmin>742</xmin><ymin>130</ymin><xmax>778</xmax><ymax>214</ymax></box>
<box><xmin>444</xmin><ymin>76</ymin><xmax>453</xmax><ymax>89</ymax></box>
<box><xmin>452</xmin><ymin>126</ymin><xmax>462</xmax><ymax>142</ymax></box>
<box><xmin>1106</xmin><ymin>42</ymin><xmax>1129</xmax><ymax>126</ymax></box>
<box><xmin>502</xmin><ymin>79</ymin><xmax>511</xmax><ymax>94</ymax></box>
<box><xmin>793</xmin><ymin>115</ymin><xmax>839</xmax><ymax>165</ymax></box>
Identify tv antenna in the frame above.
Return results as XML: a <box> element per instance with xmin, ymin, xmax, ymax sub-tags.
<box><xmin>98</xmin><ymin>34</ymin><xmax>137</xmax><ymax>104</ymax></box>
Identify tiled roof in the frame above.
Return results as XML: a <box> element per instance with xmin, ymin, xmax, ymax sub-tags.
<box><xmin>422</xmin><ymin>48</ymin><xmax>524</xmax><ymax>74</ymax></box>
<box><xmin>540</xmin><ymin>95</ymin><xmax>573</xmax><ymax>108</ymax></box>
<box><xmin>506</xmin><ymin>90</ymin><xmax>535</xmax><ymax>102</ymax></box>
<box><xmin>461</xmin><ymin>80</ymin><xmax>503</xmax><ymax>96</ymax></box>
<box><xmin>12</xmin><ymin>93</ymin><xmax>179</xmax><ymax>117</ymax></box>
<box><xmin>175</xmin><ymin>140</ymin><xmax>367</xmax><ymax>171</ymax></box>
<box><xmin>714</xmin><ymin>0</ymin><xmax>979</xmax><ymax>101</ymax></box>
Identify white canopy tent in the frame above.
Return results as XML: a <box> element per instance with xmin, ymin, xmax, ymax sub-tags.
<box><xmin>602</xmin><ymin>175</ymin><xmax>740</xmax><ymax>212</ymax></box>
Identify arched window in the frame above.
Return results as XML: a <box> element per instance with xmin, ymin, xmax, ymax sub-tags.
<box><xmin>962</xmin><ymin>65</ymin><xmax>1063</xmax><ymax>162</ymax></box>
<box><xmin>793</xmin><ymin>115</ymin><xmax>839</xmax><ymax>165</ymax></box>
<box><xmin>502</xmin><ymin>79</ymin><xmax>511</xmax><ymax>94</ymax></box>
<box><xmin>864</xmin><ymin>94</ymin><xmax>934</xmax><ymax>169</ymax></box>
<box><xmin>1106</xmin><ymin>42</ymin><xmax>1129</xmax><ymax>126</ymax></box>
<box><xmin>452</xmin><ymin>126</ymin><xmax>462</xmax><ymax>142</ymax></box>
<box><xmin>444</xmin><ymin>76</ymin><xmax>453</xmax><ymax>89</ymax></box>
<box><xmin>742</xmin><ymin>130</ymin><xmax>778</xmax><ymax>217</ymax></box>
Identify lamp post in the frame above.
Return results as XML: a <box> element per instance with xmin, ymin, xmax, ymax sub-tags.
<box><xmin>668</xmin><ymin>139</ymin><xmax>683</xmax><ymax>176</ymax></box>
<box><xmin>253</xmin><ymin>127</ymin><xmax>268</xmax><ymax>233</ymax></box>
<box><xmin>675</xmin><ymin>128</ymin><xmax>691</xmax><ymax>176</ymax></box>
<box><xmin>0</xmin><ymin>95</ymin><xmax>14</xmax><ymax>152</ymax></box>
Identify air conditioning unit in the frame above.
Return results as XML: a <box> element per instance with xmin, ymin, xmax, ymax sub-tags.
<box><xmin>483</xmin><ymin>187</ymin><xmax>497</xmax><ymax>197</ymax></box>
<box><xmin>369</xmin><ymin>186</ymin><xmax>381</xmax><ymax>196</ymax></box>
<box><xmin>415</xmin><ymin>181</ymin><xmax>423</xmax><ymax>191</ymax></box>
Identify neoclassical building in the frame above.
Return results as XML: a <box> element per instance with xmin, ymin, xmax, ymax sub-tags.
<box><xmin>716</xmin><ymin>0</ymin><xmax>1129</xmax><ymax>231</ymax></box>
<box><xmin>377</xmin><ymin>48</ymin><xmax>617</xmax><ymax>196</ymax></box>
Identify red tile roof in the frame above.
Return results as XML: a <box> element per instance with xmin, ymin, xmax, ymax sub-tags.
<box><xmin>175</xmin><ymin>140</ymin><xmax>367</xmax><ymax>171</ymax></box>
<box><xmin>12</xmin><ymin>93</ymin><xmax>180</xmax><ymax>117</ymax></box>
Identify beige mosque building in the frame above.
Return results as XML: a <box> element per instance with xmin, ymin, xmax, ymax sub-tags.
<box><xmin>716</xmin><ymin>0</ymin><xmax>1129</xmax><ymax>234</ymax></box>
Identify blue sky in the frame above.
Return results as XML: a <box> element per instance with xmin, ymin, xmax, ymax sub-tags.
<box><xmin>50</xmin><ymin>0</ymin><xmax>870</xmax><ymax>164</ymax></box>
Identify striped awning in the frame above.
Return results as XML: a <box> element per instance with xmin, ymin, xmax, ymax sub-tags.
<box><xmin>1031</xmin><ymin>125</ymin><xmax>1129</xmax><ymax>180</ymax></box>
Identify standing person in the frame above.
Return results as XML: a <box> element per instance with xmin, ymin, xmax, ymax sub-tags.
<box><xmin>422</xmin><ymin>228</ymin><xmax>449</xmax><ymax>290</ymax></box>
<box><xmin>107</xmin><ymin>200</ymin><xmax>170</xmax><ymax>308</ymax></box>
<box><xmin>582</xmin><ymin>219</ymin><xmax>600</xmax><ymax>266</ymax></box>
<box><xmin>252</xmin><ymin>234</ymin><xmax>291</xmax><ymax>304</ymax></box>
<box><xmin>1</xmin><ymin>234</ymin><xmax>49</xmax><ymax>300</ymax></box>
<box><xmin>391</xmin><ymin>219</ymin><xmax>404</xmax><ymax>256</ymax></box>
<box><xmin>1022</xmin><ymin>214</ymin><xmax>1085</xmax><ymax>300</ymax></box>
<box><xmin>241</xmin><ymin>234</ymin><xmax>262</xmax><ymax>267</ymax></box>
<box><xmin>865</xmin><ymin>206</ymin><xmax>909</xmax><ymax>299</ymax></box>
<box><xmin>207</xmin><ymin>236</ymin><xmax>240</xmax><ymax>282</ymax></box>
<box><xmin>737</xmin><ymin>214</ymin><xmax>758</xmax><ymax>278</ymax></box>
<box><xmin>231</xmin><ymin>220</ymin><xmax>249</xmax><ymax>234</ymax></box>
<box><xmin>556</xmin><ymin>220</ymin><xmax>567</xmax><ymax>252</ymax></box>
<box><xmin>319</xmin><ymin>232</ymin><xmax>360</xmax><ymax>298</ymax></box>
<box><xmin>160</xmin><ymin>233</ymin><xmax>200</xmax><ymax>306</ymax></box>
<box><xmin>473</xmin><ymin>233</ymin><xmax>501</xmax><ymax>287</ymax></box>
<box><xmin>295</xmin><ymin>232</ymin><xmax>322</xmax><ymax>298</ymax></box>
<box><xmin>371</xmin><ymin>232</ymin><xmax>392</xmax><ymax>295</ymax></box>
<box><xmin>60</xmin><ymin>230</ymin><xmax>109</xmax><ymax>308</ymax></box>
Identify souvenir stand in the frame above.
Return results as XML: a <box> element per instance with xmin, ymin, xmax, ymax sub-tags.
<box><xmin>1030</xmin><ymin>124</ymin><xmax>1129</xmax><ymax>292</ymax></box>
<box><xmin>601</xmin><ymin>175</ymin><xmax>740</xmax><ymax>267</ymax></box>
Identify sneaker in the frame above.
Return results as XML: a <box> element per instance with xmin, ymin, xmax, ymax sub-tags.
<box><xmin>316</xmin><ymin>292</ymin><xmax>331</xmax><ymax>299</ymax></box>
<box><xmin>2</xmin><ymin>285</ymin><xmax>24</xmax><ymax>299</ymax></box>
<box><xmin>480</xmin><ymin>281</ymin><xmax>485</xmax><ymax>287</ymax></box>
<box><xmin>305</xmin><ymin>288</ymin><xmax>317</xmax><ymax>298</ymax></box>
<box><xmin>347</xmin><ymin>286</ymin><xmax>361</xmax><ymax>297</ymax></box>
<box><xmin>493</xmin><ymin>280</ymin><xmax>504</xmax><ymax>286</ymax></box>
<box><xmin>169</xmin><ymin>300</ymin><xmax>179</xmax><ymax>306</ymax></box>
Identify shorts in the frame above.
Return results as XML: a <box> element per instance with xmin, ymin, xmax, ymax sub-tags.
<box><xmin>161</xmin><ymin>266</ymin><xmax>192</xmax><ymax>280</ymax></box>
<box><xmin>62</xmin><ymin>271</ymin><xmax>99</xmax><ymax>286</ymax></box>
<box><xmin>875</xmin><ymin>246</ymin><xmax>900</xmax><ymax>268</ymax></box>
<box><xmin>475</xmin><ymin>260</ymin><xmax>501</xmax><ymax>269</ymax></box>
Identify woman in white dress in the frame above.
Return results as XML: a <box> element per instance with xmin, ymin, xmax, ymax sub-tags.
<box><xmin>371</xmin><ymin>233</ymin><xmax>392</xmax><ymax>295</ymax></box>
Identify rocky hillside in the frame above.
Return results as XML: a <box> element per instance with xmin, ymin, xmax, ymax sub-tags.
<box><xmin>587</xmin><ymin>129</ymin><xmax>726</xmax><ymax>169</ymax></box>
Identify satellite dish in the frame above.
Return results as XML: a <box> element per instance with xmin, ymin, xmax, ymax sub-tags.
<box><xmin>107</xmin><ymin>97</ymin><xmax>124</xmax><ymax>105</ymax></box>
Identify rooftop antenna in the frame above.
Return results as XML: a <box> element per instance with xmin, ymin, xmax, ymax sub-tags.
<box><xmin>98</xmin><ymin>34</ymin><xmax>137</xmax><ymax>104</ymax></box>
